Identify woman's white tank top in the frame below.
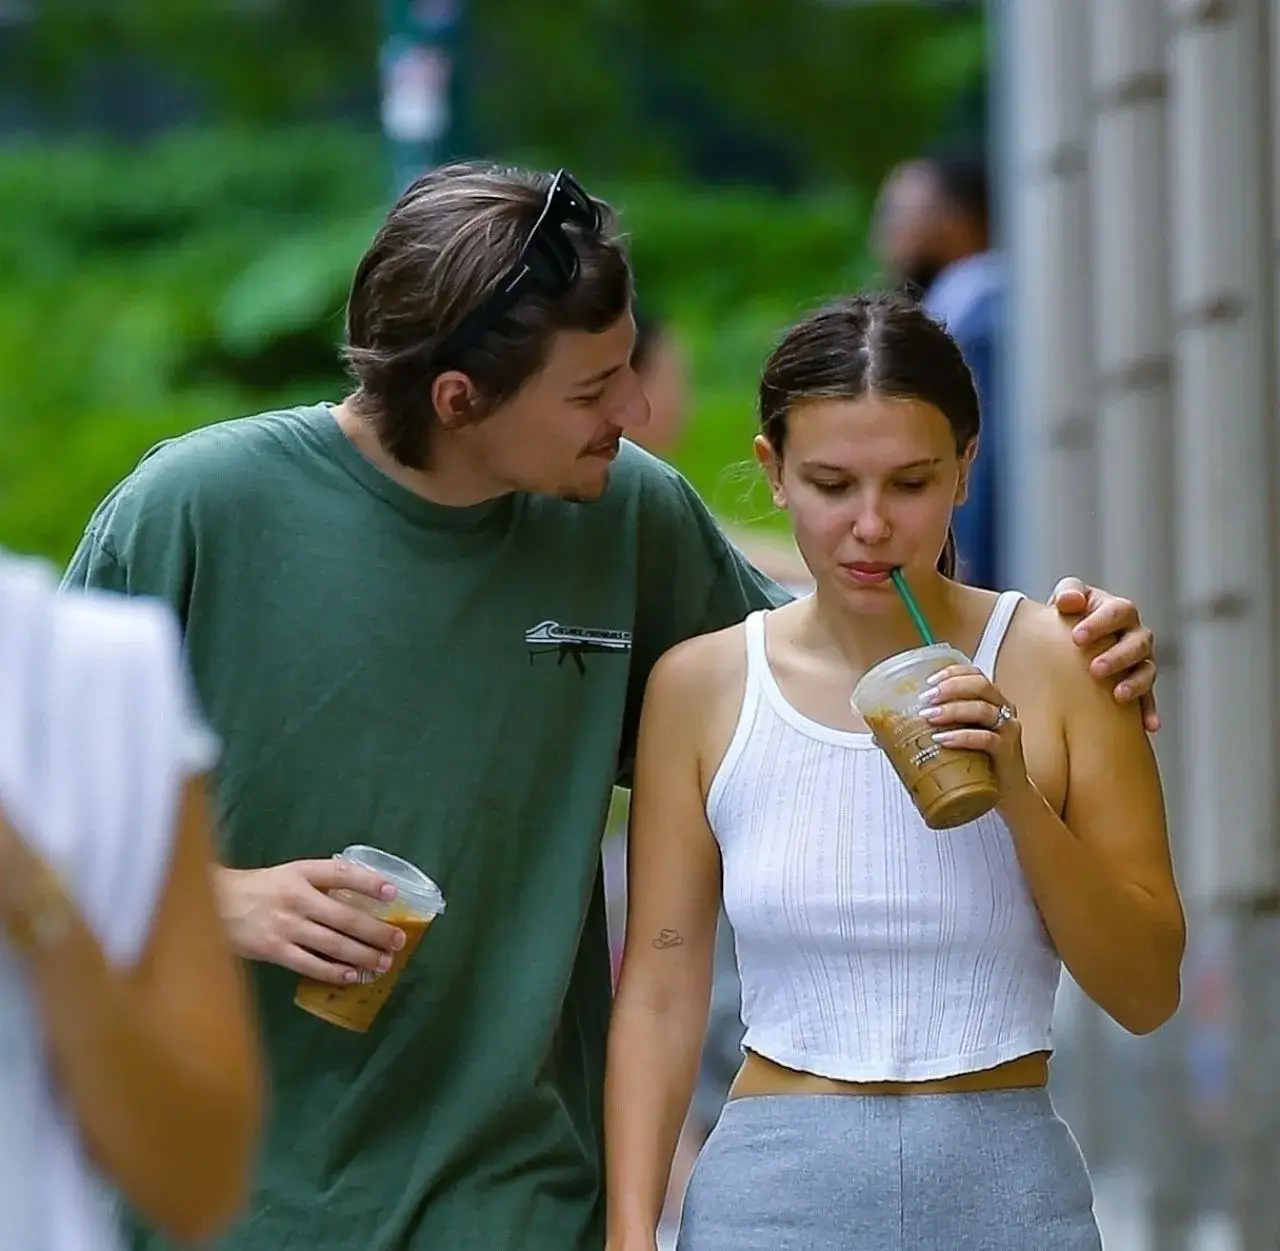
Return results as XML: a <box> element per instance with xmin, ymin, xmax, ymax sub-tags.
<box><xmin>706</xmin><ymin>591</ymin><xmax>1061</xmax><ymax>1082</ymax></box>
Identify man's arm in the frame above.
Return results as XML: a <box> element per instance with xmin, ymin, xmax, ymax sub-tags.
<box><xmin>62</xmin><ymin>526</ymin><xmax>129</xmax><ymax>594</ymax></box>
<box><xmin>63</xmin><ymin>464</ymin><xmax>406</xmax><ymax>984</ymax></box>
<box><xmin>61</xmin><ymin>477</ymin><xmax>195</xmax><ymax>621</ymax></box>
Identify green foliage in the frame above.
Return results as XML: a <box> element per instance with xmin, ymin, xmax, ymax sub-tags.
<box><xmin>17</xmin><ymin>1</ymin><xmax>985</xmax><ymax>187</ymax></box>
<box><xmin>18</xmin><ymin>1</ymin><xmax>381</xmax><ymax>125</ymax></box>
<box><xmin>0</xmin><ymin>127</ymin><xmax>875</xmax><ymax>564</ymax></box>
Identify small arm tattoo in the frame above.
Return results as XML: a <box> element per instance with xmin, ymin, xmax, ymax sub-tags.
<box><xmin>652</xmin><ymin>928</ymin><xmax>684</xmax><ymax>950</ymax></box>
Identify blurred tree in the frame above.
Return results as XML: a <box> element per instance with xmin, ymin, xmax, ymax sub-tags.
<box><xmin>12</xmin><ymin>0</ymin><xmax>983</xmax><ymax>190</ymax></box>
<box><xmin>471</xmin><ymin>0</ymin><xmax>986</xmax><ymax>187</ymax></box>
<box><xmin>15</xmin><ymin>0</ymin><xmax>380</xmax><ymax>132</ymax></box>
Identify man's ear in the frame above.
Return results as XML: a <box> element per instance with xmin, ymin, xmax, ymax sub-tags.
<box><xmin>754</xmin><ymin>435</ymin><xmax>786</xmax><ymax>509</ymax></box>
<box><xmin>431</xmin><ymin>371</ymin><xmax>482</xmax><ymax>430</ymax></box>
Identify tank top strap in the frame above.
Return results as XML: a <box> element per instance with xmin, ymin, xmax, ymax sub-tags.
<box><xmin>744</xmin><ymin>609</ymin><xmax>770</xmax><ymax>682</ymax></box>
<box><xmin>972</xmin><ymin>590</ymin><xmax>1026</xmax><ymax>678</ymax></box>
<box><xmin>705</xmin><ymin>611</ymin><xmax>770</xmax><ymax>826</ymax></box>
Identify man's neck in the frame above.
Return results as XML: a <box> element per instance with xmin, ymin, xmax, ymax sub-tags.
<box><xmin>332</xmin><ymin>398</ymin><xmax>508</xmax><ymax>508</ymax></box>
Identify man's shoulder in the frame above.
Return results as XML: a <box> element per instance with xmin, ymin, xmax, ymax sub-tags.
<box><xmin>131</xmin><ymin>404</ymin><xmax>325</xmax><ymax>490</ymax></box>
<box><xmin>606</xmin><ymin>437</ymin><xmax>696</xmax><ymax>502</ymax></box>
<box><xmin>88</xmin><ymin>404</ymin><xmax>330</xmax><ymax>536</ymax></box>
<box><xmin>599</xmin><ymin>439</ymin><xmax>723</xmax><ymax>537</ymax></box>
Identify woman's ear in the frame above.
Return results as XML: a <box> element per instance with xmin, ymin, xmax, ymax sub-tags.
<box><xmin>754</xmin><ymin>435</ymin><xmax>786</xmax><ymax>509</ymax></box>
<box><xmin>955</xmin><ymin>435</ymin><xmax>980</xmax><ymax>506</ymax></box>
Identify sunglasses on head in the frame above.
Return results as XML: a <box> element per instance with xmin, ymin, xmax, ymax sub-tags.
<box><xmin>432</xmin><ymin>169</ymin><xmax>603</xmax><ymax>364</ymax></box>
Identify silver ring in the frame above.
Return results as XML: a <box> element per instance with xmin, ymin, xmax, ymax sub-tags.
<box><xmin>994</xmin><ymin>703</ymin><xmax>1016</xmax><ymax>728</ymax></box>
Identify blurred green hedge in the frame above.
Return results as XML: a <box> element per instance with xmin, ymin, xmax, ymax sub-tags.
<box><xmin>0</xmin><ymin>126</ymin><xmax>876</xmax><ymax>564</ymax></box>
<box><xmin>14</xmin><ymin>1</ymin><xmax>986</xmax><ymax>188</ymax></box>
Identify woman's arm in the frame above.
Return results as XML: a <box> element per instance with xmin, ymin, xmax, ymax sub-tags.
<box><xmin>930</xmin><ymin>616</ymin><xmax>1185</xmax><ymax>1035</ymax></box>
<box><xmin>1</xmin><ymin>776</ymin><xmax>263</xmax><ymax>1243</ymax></box>
<box><xmin>606</xmin><ymin>639</ymin><xmax>727</xmax><ymax>1250</ymax></box>
<box><xmin>1001</xmin><ymin>649</ymin><xmax>1184</xmax><ymax>1033</ymax></box>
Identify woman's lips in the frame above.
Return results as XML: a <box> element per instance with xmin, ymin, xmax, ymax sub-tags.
<box><xmin>840</xmin><ymin>562</ymin><xmax>896</xmax><ymax>585</ymax></box>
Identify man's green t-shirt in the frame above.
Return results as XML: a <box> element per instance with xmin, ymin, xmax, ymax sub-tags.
<box><xmin>63</xmin><ymin>404</ymin><xmax>785</xmax><ymax>1251</ymax></box>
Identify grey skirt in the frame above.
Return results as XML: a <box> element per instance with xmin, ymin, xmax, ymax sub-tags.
<box><xmin>677</xmin><ymin>1089</ymin><xmax>1101</xmax><ymax>1251</ymax></box>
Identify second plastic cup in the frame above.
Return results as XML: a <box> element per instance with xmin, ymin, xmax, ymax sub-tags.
<box><xmin>294</xmin><ymin>845</ymin><xmax>446</xmax><ymax>1033</ymax></box>
<box><xmin>851</xmin><ymin>644</ymin><xmax>1001</xmax><ymax>831</ymax></box>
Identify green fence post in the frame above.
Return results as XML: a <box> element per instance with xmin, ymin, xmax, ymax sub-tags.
<box><xmin>380</xmin><ymin>0</ymin><xmax>465</xmax><ymax>193</ymax></box>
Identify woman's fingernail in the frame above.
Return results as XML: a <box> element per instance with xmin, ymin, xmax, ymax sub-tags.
<box><xmin>380</xmin><ymin>883</ymin><xmax>397</xmax><ymax>901</ymax></box>
<box><xmin>377</xmin><ymin>955</ymin><xmax>393</xmax><ymax>973</ymax></box>
<box><xmin>921</xmin><ymin>706</ymin><xmax>945</xmax><ymax>721</ymax></box>
<box><xmin>921</xmin><ymin>686</ymin><xmax>942</xmax><ymax>705</ymax></box>
<box><xmin>391</xmin><ymin>929</ymin><xmax>407</xmax><ymax>951</ymax></box>
<box><xmin>1116</xmin><ymin>684</ymin><xmax>1132</xmax><ymax>701</ymax></box>
<box><xmin>925</xmin><ymin>671</ymin><xmax>946</xmax><ymax>687</ymax></box>
<box><xmin>344</xmin><ymin>969</ymin><xmax>359</xmax><ymax>984</ymax></box>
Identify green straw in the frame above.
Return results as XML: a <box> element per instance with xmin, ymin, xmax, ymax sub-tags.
<box><xmin>890</xmin><ymin>567</ymin><xmax>936</xmax><ymax>645</ymax></box>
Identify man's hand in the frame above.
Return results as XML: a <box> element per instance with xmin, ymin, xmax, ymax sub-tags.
<box><xmin>1049</xmin><ymin>577</ymin><xmax>1160</xmax><ymax>733</ymax></box>
<box><xmin>215</xmin><ymin>859</ymin><xmax>406</xmax><ymax>984</ymax></box>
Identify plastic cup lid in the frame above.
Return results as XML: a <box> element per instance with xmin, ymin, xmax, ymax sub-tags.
<box><xmin>340</xmin><ymin>844</ymin><xmax>446</xmax><ymax>915</ymax></box>
<box><xmin>851</xmin><ymin>641</ymin><xmax>968</xmax><ymax>710</ymax></box>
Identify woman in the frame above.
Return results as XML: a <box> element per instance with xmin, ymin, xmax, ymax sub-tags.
<box><xmin>604</xmin><ymin>293</ymin><xmax>1185</xmax><ymax>1250</ymax></box>
<box><xmin>0</xmin><ymin>549</ymin><xmax>262</xmax><ymax>1250</ymax></box>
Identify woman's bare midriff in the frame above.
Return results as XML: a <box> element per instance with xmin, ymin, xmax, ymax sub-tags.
<box><xmin>728</xmin><ymin>1049</ymin><xmax>1050</xmax><ymax>1099</ymax></box>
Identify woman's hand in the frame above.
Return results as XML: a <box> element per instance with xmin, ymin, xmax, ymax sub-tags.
<box><xmin>920</xmin><ymin>664</ymin><xmax>1030</xmax><ymax>798</ymax></box>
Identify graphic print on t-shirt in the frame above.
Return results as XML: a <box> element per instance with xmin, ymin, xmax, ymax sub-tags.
<box><xmin>524</xmin><ymin>620</ymin><xmax>633</xmax><ymax>674</ymax></box>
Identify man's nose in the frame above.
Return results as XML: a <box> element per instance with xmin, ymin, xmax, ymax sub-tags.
<box><xmin>617</xmin><ymin>374</ymin><xmax>651</xmax><ymax>431</ymax></box>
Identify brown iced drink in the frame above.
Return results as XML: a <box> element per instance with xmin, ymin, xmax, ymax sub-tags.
<box><xmin>851</xmin><ymin>643</ymin><xmax>1001</xmax><ymax>831</ymax></box>
<box><xmin>862</xmin><ymin>708</ymin><xmax>1000</xmax><ymax>830</ymax></box>
<box><xmin>294</xmin><ymin>909</ymin><xmax>435</xmax><ymax>1033</ymax></box>
<box><xmin>293</xmin><ymin>845</ymin><xmax>446</xmax><ymax>1033</ymax></box>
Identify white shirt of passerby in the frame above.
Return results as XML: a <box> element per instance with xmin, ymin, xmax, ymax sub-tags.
<box><xmin>0</xmin><ymin>550</ymin><xmax>218</xmax><ymax>1251</ymax></box>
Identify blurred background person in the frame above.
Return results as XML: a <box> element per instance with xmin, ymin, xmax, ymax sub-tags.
<box><xmin>0</xmin><ymin>549</ymin><xmax>262</xmax><ymax>1251</ymax></box>
<box><xmin>872</xmin><ymin>153</ymin><xmax>1004</xmax><ymax>591</ymax></box>
<box><xmin>629</xmin><ymin>307</ymin><xmax>813</xmax><ymax>594</ymax></box>
<box><xmin>629</xmin><ymin>309</ymin><xmax>690</xmax><ymax>457</ymax></box>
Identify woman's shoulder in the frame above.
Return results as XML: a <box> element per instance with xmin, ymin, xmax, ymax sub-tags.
<box><xmin>650</xmin><ymin>617</ymin><xmax>750</xmax><ymax>700</ymax></box>
<box><xmin>999</xmin><ymin>592</ymin><xmax>1113</xmax><ymax>697</ymax></box>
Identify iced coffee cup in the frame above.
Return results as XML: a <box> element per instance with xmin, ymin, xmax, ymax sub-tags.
<box><xmin>851</xmin><ymin>644</ymin><xmax>1000</xmax><ymax>831</ymax></box>
<box><xmin>294</xmin><ymin>845</ymin><xmax>446</xmax><ymax>1033</ymax></box>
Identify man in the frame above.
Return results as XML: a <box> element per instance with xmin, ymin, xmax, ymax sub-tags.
<box><xmin>64</xmin><ymin>162</ymin><xmax>1159</xmax><ymax>1251</ymax></box>
<box><xmin>873</xmin><ymin>153</ymin><xmax>1004</xmax><ymax>590</ymax></box>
